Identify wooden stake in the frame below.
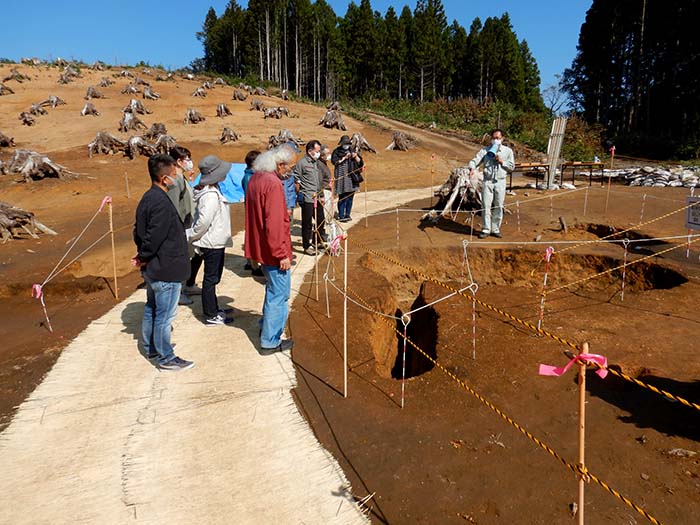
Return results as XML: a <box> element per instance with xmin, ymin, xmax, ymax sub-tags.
<box><xmin>314</xmin><ymin>196</ymin><xmax>319</xmax><ymax>302</ymax></box>
<box><xmin>108</xmin><ymin>201</ymin><xmax>119</xmax><ymax>301</ymax></box>
<box><xmin>605</xmin><ymin>146</ymin><xmax>615</xmax><ymax>214</ymax></box>
<box><xmin>430</xmin><ymin>153</ymin><xmax>436</xmax><ymax>207</ymax></box>
<box><xmin>343</xmin><ymin>235</ymin><xmax>348</xmax><ymax>398</ymax></box>
<box><xmin>577</xmin><ymin>341</ymin><xmax>589</xmax><ymax>525</ymax></box>
<box><xmin>124</xmin><ymin>170</ymin><xmax>131</xmax><ymax>199</ymax></box>
<box><xmin>364</xmin><ymin>167</ymin><xmax>368</xmax><ymax>228</ymax></box>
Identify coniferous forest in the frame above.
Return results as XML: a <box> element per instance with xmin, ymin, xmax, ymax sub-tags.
<box><xmin>196</xmin><ymin>0</ymin><xmax>700</xmax><ymax>160</ymax></box>
<box><xmin>564</xmin><ymin>0</ymin><xmax>700</xmax><ymax>159</ymax></box>
<box><xmin>194</xmin><ymin>0</ymin><xmax>543</xmax><ymax>111</ymax></box>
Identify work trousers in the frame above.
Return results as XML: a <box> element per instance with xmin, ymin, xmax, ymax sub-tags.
<box><xmin>481</xmin><ymin>178</ymin><xmax>506</xmax><ymax>235</ymax></box>
<box><xmin>301</xmin><ymin>198</ymin><xmax>327</xmax><ymax>249</ymax></box>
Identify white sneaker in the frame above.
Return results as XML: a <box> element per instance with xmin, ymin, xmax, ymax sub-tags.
<box><xmin>183</xmin><ymin>285</ymin><xmax>202</xmax><ymax>295</ymax></box>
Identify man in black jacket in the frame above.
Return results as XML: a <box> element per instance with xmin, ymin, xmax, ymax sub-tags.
<box><xmin>133</xmin><ymin>154</ymin><xmax>194</xmax><ymax>371</ymax></box>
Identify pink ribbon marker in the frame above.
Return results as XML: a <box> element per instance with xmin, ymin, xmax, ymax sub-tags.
<box><xmin>32</xmin><ymin>283</ymin><xmax>54</xmax><ymax>333</ymax></box>
<box><xmin>98</xmin><ymin>195</ymin><xmax>113</xmax><ymax>212</ymax></box>
<box><xmin>539</xmin><ymin>354</ymin><xmax>608</xmax><ymax>379</ymax></box>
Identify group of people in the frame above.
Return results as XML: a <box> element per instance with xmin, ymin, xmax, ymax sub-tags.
<box><xmin>132</xmin><ymin>136</ymin><xmax>364</xmax><ymax>371</ymax></box>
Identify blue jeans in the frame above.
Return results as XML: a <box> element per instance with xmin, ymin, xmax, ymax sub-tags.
<box><xmin>337</xmin><ymin>192</ymin><xmax>354</xmax><ymax>219</ymax></box>
<box><xmin>259</xmin><ymin>265</ymin><xmax>291</xmax><ymax>348</ymax></box>
<box><xmin>142</xmin><ymin>275</ymin><xmax>180</xmax><ymax>365</ymax></box>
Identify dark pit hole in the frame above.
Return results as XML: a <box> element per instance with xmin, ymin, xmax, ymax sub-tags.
<box><xmin>579</xmin><ymin>223</ymin><xmax>663</xmax><ymax>244</ymax></box>
<box><xmin>391</xmin><ymin>292</ymin><xmax>438</xmax><ymax>380</ymax></box>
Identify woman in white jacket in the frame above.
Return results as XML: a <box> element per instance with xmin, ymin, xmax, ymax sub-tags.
<box><xmin>186</xmin><ymin>155</ymin><xmax>233</xmax><ymax>325</ymax></box>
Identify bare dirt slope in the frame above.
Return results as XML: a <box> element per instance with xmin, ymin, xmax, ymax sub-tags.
<box><xmin>0</xmin><ymin>63</ymin><xmax>478</xmax><ymax>428</ymax></box>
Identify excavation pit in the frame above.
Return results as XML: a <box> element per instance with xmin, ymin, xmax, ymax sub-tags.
<box><xmin>361</xmin><ymin>245</ymin><xmax>687</xmax><ymax>379</ymax></box>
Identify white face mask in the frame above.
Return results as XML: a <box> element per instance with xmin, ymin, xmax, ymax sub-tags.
<box><xmin>164</xmin><ymin>175</ymin><xmax>177</xmax><ymax>189</ymax></box>
<box><xmin>312</xmin><ymin>151</ymin><xmax>321</xmax><ymax>160</ymax></box>
<box><xmin>491</xmin><ymin>138</ymin><xmax>502</xmax><ymax>147</ymax></box>
<box><xmin>325</xmin><ymin>154</ymin><xmax>331</xmax><ymax>161</ymax></box>
<box><xmin>183</xmin><ymin>159</ymin><xmax>194</xmax><ymax>172</ymax></box>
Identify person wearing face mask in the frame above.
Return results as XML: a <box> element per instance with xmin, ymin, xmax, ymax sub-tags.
<box><xmin>317</xmin><ymin>145</ymin><xmax>334</xmax><ymax>235</ymax></box>
<box><xmin>332</xmin><ymin>135</ymin><xmax>364</xmax><ymax>222</ymax></box>
<box><xmin>245</xmin><ymin>146</ymin><xmax>296</xmax><ymax>354</ymax></box>
<box><xmin>468</xmin><ymin>129</ymin><xmax>515</xmax><ymax>239</ymax></box>
<box><xmin>293</xmin><ymin>140</ymin><xmax>327</xmax><ymax>255</ymax></box>
<box><xmin>167</xmin><ymin>145</ymin><xmax>199</xmax><ymax>305</ymax></box>
<box><xmin>186</xmin><ymin>155</ymin><xmax>234</xmax><ymax>326</ymax></box>
<box><xmin>132</xmin><ymin>154</ymin><xmax>194</xmax><ymax>371</ymax></box>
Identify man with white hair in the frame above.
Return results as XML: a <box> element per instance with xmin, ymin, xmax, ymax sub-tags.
<box><xmin>245</xmin><ymin>146</ymin><xmax>296</xmax><ymax>354</ymax></box>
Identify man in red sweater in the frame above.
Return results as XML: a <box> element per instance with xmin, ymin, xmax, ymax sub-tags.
<box><xmin>245</xmin><ymin>145</ymin><xmax>297</xmax><ymax>354</ymax></box>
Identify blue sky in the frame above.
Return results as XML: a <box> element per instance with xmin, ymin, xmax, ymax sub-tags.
<box><xmin>0</xmin><ymin>0</ymin><xmax>591</xmax><ymax>91</ymax></box>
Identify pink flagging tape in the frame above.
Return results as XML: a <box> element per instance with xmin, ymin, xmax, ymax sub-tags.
<box><xmin>330</xmin><ymin>234</ymin><xmax>344</xmax><ymax>257</ymax></box>
<box><xmin>98</xmin><ymin>195</ymin><xmax>113</xmax><ymax>212</ymax></box>
<box><xmin>31</xmin><ymin>284</ymin><xmax>54</xmax><ymax>333</ymax></box>
<box><xmin>539</xmin><ymin>353</ymin><xmax>608</xmax><ymax>379</ymax></box>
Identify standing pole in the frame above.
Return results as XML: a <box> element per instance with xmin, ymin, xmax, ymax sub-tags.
<box><xmin>516</xmin><ymin>200</ymin><xmax>521</xmax><ymax>232</ymax></box>
<box><xmin>621</xmin><ymin>239</ymin><xmax>629</xmax><ymax>302</ymax></box>
<box><xmin>605</xmin><ymin>146</ymin><xmax>615</xmax><ymax>214</ymax></box>
<box><xmin>687</xmin><ymin>229</ymin><xmax>692</xmax><ymax>259</ymax></box>
<box><xmin>343</xmin><ymin>235</ymin><xmax>348</xmax><ymax>398</ymax></box>
<box><xmin>108</xmin><ymin>200</ymin><xmax>119</xmax><ymax>301</ymax></box>
<box><xmin>583</xmin><ymin>187</ymin><xmax>589</xmax><ymax>216</ymax></box>
<box><xmin>396</xmin><ymin>207</ymin><xmax>400</xmax><ymax>249</ymax></box>
<box><xmin>124</xmin><ymin>170</ymin><xmax>131</xmax><ymax>199</ymax></box>
<box><xmin>314</xmin><ymin>196</ymin><xmax>319</xmax><ymax>301</ymax></box>
<box><xmin>537</xmin><ymin>246</ymin><xmax>554</xmax><ymax>330</ymax></box>
<box><xmin>577</xmin><ymin>342</ymin><xmax>590</xmax><ymax>525</ymax></box>
<box><xmin>400</xmin><ymin>315</ymin><xmax>410</xmax><ymax>409</ymax></box>
<box><xmin>639</xmin><ymin>193</ymin><xmax>647</xmax><ymax>224</ymax></box>
<box><xmin>430</xmin><ymin>153</ymin><xmax>436</xmax><ymax>207</ymax></box>
<box><xmin>363</xmin><ymin>166</ymin><xmax>368</xmax><ymax>228</ymax></box>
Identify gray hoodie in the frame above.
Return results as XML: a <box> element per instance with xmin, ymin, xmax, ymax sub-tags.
<box><xmin>186</xmin><ymin>185</ymin><xmax>233</xmax><ymax>249</ymax></box>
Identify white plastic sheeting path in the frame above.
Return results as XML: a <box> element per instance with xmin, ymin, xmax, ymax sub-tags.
<box><xmin>0</xmin><ymin>187</ymin><xmax>431</xmax><ymax>524</ymax></box>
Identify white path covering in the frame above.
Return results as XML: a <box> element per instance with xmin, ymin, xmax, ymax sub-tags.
<box><xmin>0</xmin><ymin>188</ymin><xmax>431</xmax><ymax>524</ymax></box>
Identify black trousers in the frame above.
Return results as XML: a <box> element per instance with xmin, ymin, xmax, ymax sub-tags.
<box><xmin>200</xmin><ymin>247</ymin><xmax>225</xmax><ymax>318</ymax></box>
<box><xmin>186</xmin><ymin>252</ymin><xmax>203</xmax><ymax>287</ymax></box>
<box><xmin>301</xmin><ymin>200</ymin><xmax>327</xmax><ymax>249</ymax></box>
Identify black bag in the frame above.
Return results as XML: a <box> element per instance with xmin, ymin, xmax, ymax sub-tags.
<box><xmin>350</xmin><ymin>169</ymin><xmax>364</xmax><ymax>185</ymax></box>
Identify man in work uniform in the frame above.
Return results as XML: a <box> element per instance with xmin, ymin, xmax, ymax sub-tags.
<box><xmin>293</xmin><ymin>139</ymin><xmax>327</xmax><ymax>255</ymax></box>
<box><xmin>468</xmin><ymin>129</ymin><xmax>515</xmax><ymax>238</ymax></box>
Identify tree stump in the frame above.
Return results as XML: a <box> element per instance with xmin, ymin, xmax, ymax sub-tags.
<box><xmin>319</xmin><ymin>110</ymin><xmax>346</xmax><ymax>130</ymax></box>
<box><xmin>232</xmin><ymin>89</ymin><xmax>248</xmax><ymax>101</ymax></box>
<box><xmin>351</xmin><ymin>132</ymin><xmax>376</xmax><ymax>153</ymax></box>
<box><xmin>0</xmin><ymin>131</ymin><xmax>16</xmax><ymax>148</ymax></box>
<box><xmin>88</xmin><ymin>132</ymin><xmax>127</xmax><ymax>157</ymax></box>
<box><xmin>81</xmin><ymin>102</ymin><xmax>100</xmax><ymax>116</ymax></box>
<box><xmin>183</xmin><ymin>108</ymin><xmax>205</xmax><ymax>124</ymax></box>
<box><xmin>385</xmin><ymin>131</ymin><xmax>416</xmax><ymax>151</ymax></box>
<box><xmin>143</xmin><ymin>122</ymin><xmax>167</xmax><ymax>140</ymax></box>
<box><xmin>85</xmin><ymin>86</ymin><xmax>104</xmax><ymax>100</ymax></box>
<box><xmin>0</xmin><ymin>201</ymin><xmax>57</xmax><ymax>243</ymax></box>
<box><xmin>220</xmin><ymin>127</ymin><xmax>240</xmax><ymax>144</ymax></box>
<box><xmin>3</xmin><ymin>149</ymin><xmax>76</xmax><ymax>182</ymax></box>
<box><xmin>216</xmin><ymin>103</ymin><xmax>232</xmax><ymax>118</ymax></box>
<box><xmin>143</xmin><ymin>86</ymin><xmax>160</xmax><ymax>100</ymax></box>
<box><xmin>118</xmin><ymin>112</ymin><xmax>147</xmax><ymax>133</ymax></box>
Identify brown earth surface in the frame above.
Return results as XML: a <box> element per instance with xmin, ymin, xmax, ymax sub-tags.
<box><xmin>1</xmin><ymin>64</ymin><xmax>699</xmax><ymax>523</ymax></box>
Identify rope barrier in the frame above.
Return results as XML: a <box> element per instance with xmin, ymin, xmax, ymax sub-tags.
<box><xmin>548</xmin><ymin>236</ymin><xmax>700</xmax><ymax>294</ymax></box>
<box><xmin>337</xmin><ymin>282</ymin><xmax>663</xmax><ymax>524</ymax></box>
<box><xmin>557</xmin><ymin>200</ymin><xmax>700</xmax><ymax>255</ymax></box>
<box><xmin>349</xmin><ymin>238</ymin><xmax>700</xmax><ymax>412</ymax></box>
<box><xmin>351</xmin><ymin>237</ymin><xmax>582</xmax><ymax>352</ymax></box>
